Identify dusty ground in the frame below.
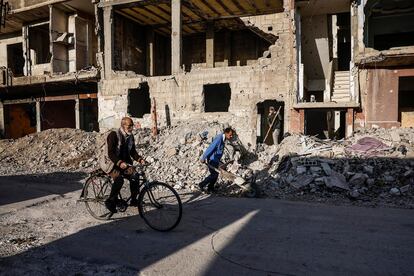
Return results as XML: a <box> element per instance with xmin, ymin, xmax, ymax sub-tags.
<box><xmin>1</xmin><ymin>172</ymin><xmax>414</xmax><ymax>275</ymax></box>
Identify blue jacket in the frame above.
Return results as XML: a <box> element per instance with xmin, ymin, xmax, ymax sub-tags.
<box><xmin>201</xmin><ymin>133</ymin><xmax>225</xmax><ymax>166</ymax></box>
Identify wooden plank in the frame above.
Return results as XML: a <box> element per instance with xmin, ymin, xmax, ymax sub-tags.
<box><xmin>227</xmin><ymin>0</ymin><xmax>247</xmax><ymax>14</ymax></box>
<box><xmin>214</xmin><ymin>0</ymin><xmax>234</xmax><ymax>15</ymax></box>
<box><xmin>146</xmin><ymin>5</ymin><xmax>171</xmax><ymax>21</ymax></box>
<box><xmin>199</xmin><ymin>0</ymin><xmax>221</xmax><ymax>16</ymax></box>
<box><xmin>116</xmin><ymin>10</ymin><xmax>147</xmax><ymax>25</ymax></box>
<box><xmin>182</xmin><ymin>1</ymin><xmax>209</xmax><ymax>19</ymax></box>
<box><xmin>121</xmin><ymin>8</ymin><xmax>155</xmax><ymax>25</ymax></box>
<box><xmin>132</xmin><ymin>7</ymin><xmax>168</xmax><ymax>24</ymax></box>
<box><xmin>191</xmin><ymin>0</ymin><xmax>217</xmax><ymax>17</ymax></box>
<box><xmin>139</xmin><ymin>6</ymin><xmax>170</xmax><ymax>23</ymax></box>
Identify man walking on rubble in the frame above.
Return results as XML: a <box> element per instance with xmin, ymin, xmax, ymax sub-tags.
<box><xmin>267</xmin><ymin>106</ymin><xmax>282</xmax><ymax>145</ymax></box>
<box><xmin>198</xmin><ymin>127</ymin><xmax>234</xmax><ymax>192</ymax></box>
<box><xmin>99</xmin><ymin>117</ymin><xmax>146</xmax><ymax>213</ymax></box>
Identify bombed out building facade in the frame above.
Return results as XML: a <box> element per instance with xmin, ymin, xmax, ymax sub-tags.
<box><xmin>0</xmin><ymin>0</ymin><xmax>413</xmax><ymax>146</ymax></box>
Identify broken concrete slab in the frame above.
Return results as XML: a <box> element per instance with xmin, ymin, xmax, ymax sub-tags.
<box><xmin>324</xmin><ymin>171</ymin><xmax>349</xmax><ymax>191</ymax></box>
<box><xmin>349</xmin><ymin>173</ymin><xmax>368</xmax><ymax>186</ymax></box>
<box><xmin>320</xmin><ymin>163</ymin><xmax>332</xmax><ymax>176</ymax></box>
<box><xmin>290</xmin><ymin>175</ymin><xmax>314</xmax><ymax>189</ymax></box>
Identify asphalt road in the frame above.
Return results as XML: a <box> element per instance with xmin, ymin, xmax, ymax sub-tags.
<box><xmin>0</xmin><ymin>174</ymin><xmax>413</xmax><ymax>275</ymax></box>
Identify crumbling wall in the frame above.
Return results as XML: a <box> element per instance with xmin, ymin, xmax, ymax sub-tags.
<box><xmin>99</xmin><ymin>10</ymin><xmax>296</xmax><ymax>146</ymax></box>
<box><xmin>359</xmin><ymin>68</ymin><xmax>414</xmax><ymax>128</ymax></box>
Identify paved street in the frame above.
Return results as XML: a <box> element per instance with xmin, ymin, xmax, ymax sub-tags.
<box><xmin>1</xmin><ymin>174</ymin><xmax>414</xmax><ymax>275</ymax></box>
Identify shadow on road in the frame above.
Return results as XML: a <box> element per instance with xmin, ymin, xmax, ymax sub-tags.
<box><xmin>0</xmin><ymin>172</ymin><xmax>86</xmax><ymax>206</ymax></box>
<box><xmin>1</xmin><ymin>192</ymin><xmax>413</xmax><ymax>275</ymax></box>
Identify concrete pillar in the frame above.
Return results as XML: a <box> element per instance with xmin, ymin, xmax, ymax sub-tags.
<box><xmin>283</xmin><ymin>0</ymin><xmax>294</xmax><ymax>12</ymax></box>
<box><xmin>36</xmin><ymin>101</ymin><xmax>41</xmax><ymax>132</ymax></box>
<box><xmin>103</xmin><ymin>6</ymin><xmax>114</xmax><ymax>79</ymax></box>
<box><xmin>75</xmin><ymin>98</ymin><xmax>81</xmax><ymax>129</ymax></box>
<box><xmin>346</xmin><ymin>108</ymin><xmax>354</xmax><ymax>138</ymax></box>
<box><xmin>171</xmin><ymin>0</ymin><xmax>182</xmax><ymax>74</ymax></box>
<box><xmin>0</xmin><ymin>101</ymin><xmax>5</xmax><ymax>138</ymax></box>
<box><xmin>146</xmin><ymin>28</ymin><xmax>155</xmax><ymax>76</ymax></box>
<box><xmin>206</xmin><ymin>23</ymin><xmax>214</xmax><ymax>68</ymax></box>
<box><xmin>224</xmin><ymin>30</ymin><xmax>231</xmax><ymax>66</ymax></box>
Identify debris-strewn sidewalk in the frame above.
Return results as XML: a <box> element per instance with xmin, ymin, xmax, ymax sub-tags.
<box><xmin>0</xmin><ymin>123</ymin><xmax>413</xmax><ymax>208</ymax></box>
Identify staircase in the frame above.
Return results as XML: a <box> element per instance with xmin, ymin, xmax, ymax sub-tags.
<box><xmin>331</xmin><ymin>71</ymin><xmax>351</xmax><ymax>102</ymax></box>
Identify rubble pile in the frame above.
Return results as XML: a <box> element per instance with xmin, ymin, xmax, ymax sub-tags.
<box><xmin>241</xmin><ymin>128</ymin><xmax>414</xmax><ymax>207</ymax></box>
<box><xmin>0</xmin><ymin>123</ymin><xmax>413</xmax><ymax>207</ymax></box>
<box><xmin>0</xmin><ymin>129</ymin><xmax>97</xmax><ymax>175</ymax></box>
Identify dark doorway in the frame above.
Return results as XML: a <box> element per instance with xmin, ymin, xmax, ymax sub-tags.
<box><xmin>257</xmin><ymin>100</ymin><xmax>284</xmax><ymax>145</ymax></box>
<box><xmin>7</xmin><ymin>43</ymin><xmax>25</xmax><ymax>77</ymax></box>
<box><xmin>305</xmin><ymin>109</ymin><xmax>345</xmax><ymax>139</ymax></box>
<box><xmin>398</xmin><ymin>77</ymin><xmax>414</xmax><ymax>128</ymax></box>
<box><xmin>4</xmin><ymin>103</ymin><xmax>37</xmax><ymax>139</ymax></box>
<box><xmin>337</xmin><ymin>13</ymin><xmax>351</xmax><ymax>71</ymax></box>
<box><xmin>128</xmin><ymin>83</ymin><xmax>151</xmax><ymax>118</ymax></box>
<box><xmin>80</xmin><ymin>98</ymin><xmax>99</xmax><ymax>132</ymax></box>
<box><xmin>204</xmin><ymin>83</ymin><xmax>231</xmax><ymax>112</ymax></box>
<box><xmin>40</xmin><ymin>100</ymin><xmax>76</xmax><ymax>130</ymax></box>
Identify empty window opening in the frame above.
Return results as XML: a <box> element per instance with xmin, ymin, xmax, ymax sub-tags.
<box><xmin>305</xmin><ymin>109</ymin><xmax>345</xmax><ymax>139</ymax></box>
<box><xmin>257</xmin><ymin>100</ymin><xmax>284</xmax><ymax>145</ymax></box>
<box><xmin>40</xmin><ymin>100</ymin><xmax>76</xmax><ymax>130</ymax></box>
<box><xmin>128</xmin><ymin>83</ymin><xmax>151</xmax><ymax>118</ymax></box>
<box><xmin>7</xmin><ymin>43</ymin><xmax>24</xmax><ymax>76</ymax></box>
<box><xmin>398</xmin><ymin>77</ymin><xmax>414</xmax><ymax>128</ymax></box>
<box><xmin>4</xmin><ymin>103</ymin><xmax>37</xmax><ymax>139</ymax></box>
<box><xmin>29</xmin><ymin>23</ymin><xmax>51</xmax><ymax>64</ymax></box>
<box><xmin>364</xmin><ymin>0</ymin><xmax>414</xmax><ymax>50</ymax></box>
<box><xmin>203</xmin><ymin>83</ymin><xmax>231</xmax><ymax>112</ymax></box>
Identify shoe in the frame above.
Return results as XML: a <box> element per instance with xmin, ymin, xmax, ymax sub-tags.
<box><xmin>206</xmin><ymin>185</ymin><xmax>216</xmax><ymax>193</ymax></box>
<box><xmin>105</xmin><ymin>199</ymin><xmax>117</xmax><ymax>213</ymax></box>
<box><xmin>197</xmin><ymin>183</ymin><xmax>207</xmax><ymax>192</ymax></box>
<box><xmin>129</xmin><ymin>198</ymin><xmax>139</xmax><ymax>207</ymax></box>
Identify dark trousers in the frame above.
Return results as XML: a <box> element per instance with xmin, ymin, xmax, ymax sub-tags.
<box><xmin>199</xmin><ymin>163</ymin><xmax>219</xmax><ymax>190</ymax></box>
<box><xmin>108</xmin><ymin>167</ymin><xmax>139</xmax><ymax>202</ymax></box>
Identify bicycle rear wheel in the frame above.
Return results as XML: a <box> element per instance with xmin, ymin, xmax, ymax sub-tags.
<box><xmin>138</xmin><ymin>182</ymin><xmax>182</xmax><ymax>231</ymax></box>
<box><xmin>83</xmin><ymin>175</ymin><xmax>112</xmax><ymax>220</ymax></box>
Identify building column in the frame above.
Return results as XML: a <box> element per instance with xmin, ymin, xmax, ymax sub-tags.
<box><xmin>206</xmin><ymin>22</ymin><xmax>214</xmax><ymax>68</ymax></box>
<box><xmin>171</xmin><ymin>0</ymin><xmax>182</xmax><ymax>74</ymax></box>
<box><xmin>224</xmin><ymin>30</ymin><xmax>231</xmax><ymax>66</ymax></box>
<box><xmin>146</xmin><ymin>28</ymin><xmax>155</xmax><ymax>76</ymax></box>
<box><xmin>36</xmin><ymin>101</ymin><xmax>41</xmax><ymax>132</ymax></box>
<box><xmin>103</xmin><ymin>6</ymin><xmax>114</xmax><ymax>79</ymax></box>
<box><xmin>0</xmin><ymin>101</ymin><xmax>5</xmax><ymax>138</ymax></box>
<box><xmin>346</xmin><ymin>108</ymin><xmax>354</xmax><ymax>138</ymax></box>
<box><xmin>75</xmin><ymin>98</ymin><xmax>81</xmax><ymax>129</ymax></box>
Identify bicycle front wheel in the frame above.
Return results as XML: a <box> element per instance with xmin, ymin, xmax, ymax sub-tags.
<box><xmin>83</xmin><ymin>175</ymin><xmax>112</xmax><ymax>220</ymax></box>
<box><xmin>138</xmin><ymin>182</ymin><xmax>182</xmax><ymax>231</ymax></box>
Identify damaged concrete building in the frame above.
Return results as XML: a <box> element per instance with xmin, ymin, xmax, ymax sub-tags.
<box><xmin>0</xmin><ymin>0</ymin><xmax>413</xmax><ymax>145</ymax></box>
<box><xmin>0</xmin><ymin>0</ymin><xmax>99</xmax><ymax>139</ymax></box>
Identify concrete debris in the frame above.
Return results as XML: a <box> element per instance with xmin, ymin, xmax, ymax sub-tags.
<box><xmin>389</xmin><ymin>188</ymin><xmax>401</xmax><ymax>196</ymax></box>
<box><xmin>348</xmin><ymin>173</ymin><xmax>368</xmax><ymax>186</ymax></box>
<box><xmin>0</xmin><ymin>124</ymin><xmax>413</xmax><ymax>208</ymax></box>
<box><xmin>324</xmin><ymin>171</ymin><xmax>349</xmax><ymax>191</ymax></box>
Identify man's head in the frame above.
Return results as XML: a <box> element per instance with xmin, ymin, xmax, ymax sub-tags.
<box><xmin>224</xmin><ymin>127</ymin><xmax>234</xmax><ymax>140</ymax></box>
<box><xmin>121</xmin><ymin>117</ymin><xmax>134</xmax><ymax>135</ymax></box>
<box><xmin>269</xmin><ymin>106</ymin><xmax>275</xmax><ymax>113</ymax></box>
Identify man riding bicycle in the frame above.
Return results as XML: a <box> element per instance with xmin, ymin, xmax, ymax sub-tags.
<box><xmin>99</xmin><ymin>117</ymin><xmax>145</xmax><ymax>213</ymax></box>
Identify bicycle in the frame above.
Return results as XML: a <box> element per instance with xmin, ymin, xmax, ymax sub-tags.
<box><xmin>79</xmin><ymin>165</ymin><xmax>182</xmax><ymax>232</ymax></box>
